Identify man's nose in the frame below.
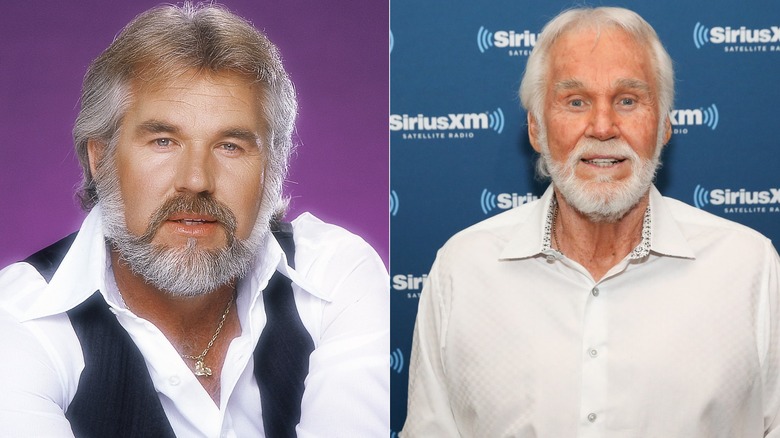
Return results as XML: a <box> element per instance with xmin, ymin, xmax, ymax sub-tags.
<box><xmin>174</xmin><ymin>146</ymin><xmax>215</xmax><ymax>194</ymax></box>
<box><xmin>585</xmin><ymin>101</ymin><xmax>620</xmax><ymax>141</ymax></box>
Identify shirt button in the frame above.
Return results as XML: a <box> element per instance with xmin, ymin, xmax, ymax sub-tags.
<box><xmin>591</xmin><ymin>287</ymin><xmax>600</xmax><ymax>297</ymax></box>
<box><xmin>168</xmin><ymin>375</ymin><xmax>181</xmax><ymax>386</ymax></box>
<box><xmin>589</xmin><ymin>349</ymin><xmax>598</xmax><ymax>358</ymax></box>
<box><xmin>588</xmin><ymin>413</ymin><xmax>597</xmax><ymax>422</ymax></box>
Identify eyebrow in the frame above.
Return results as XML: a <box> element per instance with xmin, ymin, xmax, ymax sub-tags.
<box><xmin>614</xmin><ymin>78</ymin><xmax>651</xmax><ymax>93</ymax></box>
<box><xmin>221</xmin><ymin>128</ymin><xmax>262</xmax><ymax>146</ymax></box>
<box><xmin>553</xmin><ymin>78</ymin><xmax>652</xmax><ymax>95</ymax></box>
<box><xmin>136</xmin><ymin>120</ymin><xmax>180</xmax><ymax>135</ymax></box>
<box><xmin>135</xmin><ymin>120</ymin><xmax>261</xmax><ymax>145</ymax></box>
<box><xmin>553</xmin><ymin>79</ymin><xmax>585</xmax><ymax>92</ymax></box>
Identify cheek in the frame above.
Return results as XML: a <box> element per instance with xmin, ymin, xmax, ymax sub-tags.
<box><xmin>223</xmin><ymin>163</ymin><xmax>266</xmax><ymax>238</ymax></box>
<box><xmin>623</xmin><ymin>120</ymin><xmax>660</xmax><ymax>159</ymax></box>
<box><xmin>116</xmin><ymin>155</ymin><xmax>171</xmax><ymax>232</ymax></box>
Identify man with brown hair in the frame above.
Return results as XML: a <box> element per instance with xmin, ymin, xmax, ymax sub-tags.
<box><xmin>0</xmin><ymin>4</ymin><xmax>388</xmax><ymax>437</ymax></box>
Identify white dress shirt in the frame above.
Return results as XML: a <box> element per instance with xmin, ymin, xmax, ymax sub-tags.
<box><xmin>402</xmin><ymin>185</ymin><xmax>780</xmax><ymax>438</ymax></box>
<box><xmin>0</xmin><ymin>205</ymin><xmax>389</xmax><ymax>437</ymax></box>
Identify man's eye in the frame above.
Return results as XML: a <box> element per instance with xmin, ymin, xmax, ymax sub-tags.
<box><xmin>155</xmin><ymin>138</ymin><xmax>172</xmax><ymax>147</ymax></box>
<box><xmin>620</xmin><ymin>98</ymin><xmax>635</xmax><ymax>106</ymax></box>
<box><xmin>570</xmin><ymin>99</ymin><xmax>584</xmax><ymax>107</ymax></box>
<box><xmin>219</xmin><ymin>143</ymin><xmax>244</xmax><ymax>153</ymax></box>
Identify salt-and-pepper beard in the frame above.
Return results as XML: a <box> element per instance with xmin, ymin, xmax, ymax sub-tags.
<box><xmin>538</xmin><ymin>130</ymin><xmax>662</xmax><ymax>223</ymax></box>
<box><xmin>94</xmin><ymin>150</ymin><xmax>271</xmax><ymax>298</ymax></box>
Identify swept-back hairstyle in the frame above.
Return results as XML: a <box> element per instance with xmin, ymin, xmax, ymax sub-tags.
<box><xmin>73</xmin><ymin>2</ymin><xmax>297</xmax><ymax>217</ymax></box>
<box><xmin>519</xmin><ymin>7</ymin><xmax>674</xmax><ymax>124</ymax></box>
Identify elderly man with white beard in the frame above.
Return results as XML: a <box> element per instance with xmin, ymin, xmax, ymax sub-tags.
<box><xmin>0</xmin><ymin>4</ymin><xmax>388</xmax><ymax>438</ymax></box>
<box><xmin>402</xmin><ymin>6</ymin><xmax>780</xmax><ymax>438</ymax></box>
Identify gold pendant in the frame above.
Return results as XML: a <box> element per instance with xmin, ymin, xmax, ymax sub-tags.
<box><xmin>193</xmin><ymin>359</ymin><xmax>213</xmax><ymax>377</ymax></box>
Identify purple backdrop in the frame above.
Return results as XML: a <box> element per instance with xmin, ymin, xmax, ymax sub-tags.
<box><xmin>0</xmin><ymin>0</ymin><xmax>389</xmax><ymax>268</ymax></box>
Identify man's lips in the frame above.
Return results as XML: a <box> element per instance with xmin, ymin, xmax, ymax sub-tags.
<box><xmin>165</xmin><ymin>213</ymin><xmax>219</xmax><ymax>227</ymax></box>
<box><xmin>580</xmin><ymin>156</ymin><xmax>627</xmax><ymax>167</ymax></box>
<box><xmin>167</xmin><ymin>213</ymin><xmax>217</xmax><ymax>222</ymax></box>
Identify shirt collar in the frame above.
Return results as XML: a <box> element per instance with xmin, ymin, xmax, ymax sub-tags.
<box><xmin>499</xmin><ymin>184</ymin><xmax>695</xmax><ymax>261</ymax></box>
<box><xmin>499</xmin><ymin>185</ymin><xmax>556</xmax><ymax>260</ymax></box>
<box><xmin>21</xmin><ymin>204</ymin><xmax>328</xmax><ymax>321</ymax></box>
<box><xmin>647</xmin><ymin>185</ymin><xmax>696</xmax><ymax>259</ymax></box>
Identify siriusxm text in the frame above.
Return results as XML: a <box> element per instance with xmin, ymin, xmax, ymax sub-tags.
<box><xmin>710</xmin><ymin>188</ymin><xmax>780</xmax><ymax>205</ymax></box>
<box><xmin>709</xmin><ymin>26</ymin><xmax>780</xmax><ymax>44</ymax></box>
<box><xmin>390</xmin><ymin>113</ymin><xmax>489</xmax><ymax>131</ymax></box>
<box><xmin>393</xmin><ymin>274</ymin><xmax>428</xmax><ymax>291</ymax></box>
<box><xmin>497</xmin><ymin>192</ymin><xmax>538</xmax><ymax>209</ymax></box>
<box><xmin>494</xmin><ymin>30</ymin><xmax>538</xmax><ymax>48</ymax></box>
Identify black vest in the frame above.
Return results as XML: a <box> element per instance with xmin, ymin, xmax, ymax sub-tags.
<box><xmin>24</xmin><ymin>224</ymin><xmax>312</xmax><ymax>437</ymax></box>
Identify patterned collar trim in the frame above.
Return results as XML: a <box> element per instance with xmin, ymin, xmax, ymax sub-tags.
<box><xmin>542</xmin><ymin>196</ymin><xmax>652</xmax><ymax>260</ymax></box>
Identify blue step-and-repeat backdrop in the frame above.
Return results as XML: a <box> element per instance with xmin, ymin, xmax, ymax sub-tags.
<box><xmin>390</xmin><ymin>0</ymin><xmax>780</xmax><ymax>433</ymax></box>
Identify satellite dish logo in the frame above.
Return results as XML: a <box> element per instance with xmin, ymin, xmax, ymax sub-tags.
<box><xmin>488</xmin><ymin>108</ymin><xmax>505</xmax><ymax>134</ymax></box>
<box><xmin>670</xmin><ymin>104</ymin><xmax>719</xmax><ymax>130</ymax></box>
<box><xmin>477</xmin><ymin>26</ymin><xmax>494</xmax><ymax>53</ymax></box>
<box><xmin>390</xmin><ymin>107</ymin><xmax>505</xmax><ymax>136</ymax></box>
<box><xmin>700</xmin><ymin>104</ymin><xmax>719</xmax><ymax>130</ymax></box>
<box><xmin>691</xmin><ymin>184</ymin><xmax>780</xmax><ymax>212</ymax></box>
<box><xmin>693</xmin><ymin>22</ymin><xmax>710</xmax><ymax>48</ymax></box>
<box><xmin>390</xmin><ymin>190</ymin><xmax>400</xmax><ymax>216</ymax></box>
<box><xmin>477</xmin><ymin>26</ymin><xmax>538</xmax><ymax>53</ymax></box>
<box><xmin>390</xmin><ymin>348</ymin><xmax>404</xmax><ymax>374</ymax></box>
<box><xmin>481</xmin><ymin>189</ymin><xmax>498</xmax><ymax>214</ymax></box>
<box><xmin>693</xmin><ymin>22</ymin><xmax>780</xmax><ymax>49</ymax></box>
<box><xmin>481</xmin><ymin>189</ymin><xmax>539</xmax><ymax>214</ymax></box>
<box><xmin>693</xmin><ymin>184</ymin><xmax>710</xmax><ymax>209</ymax></box>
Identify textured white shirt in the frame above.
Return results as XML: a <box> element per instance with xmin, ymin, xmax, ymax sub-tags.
<box><xmin>403</xmin><ymin>185</ymin><xmax>780</xmax><ymax>438</ymax></box>
<box><xmin>0</xmin><ymin>205</ymin><xmax>389</xmax><ymax>437</ymax></box>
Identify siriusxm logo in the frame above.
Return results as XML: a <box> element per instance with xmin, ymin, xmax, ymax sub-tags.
<box><xmin>390</xmin><ymin>108</ymin><xmax>505</xmax><ymax>138</ymax></box>
<box><xmin>393</xmin><ymin>273</ymin><xmax>428</xmax><ymax>291</ymax></box>
<box><xmin>390</xmin><ymin>348</ymin><xmax>404</xmax><ymax>374</ymax></box>
<box><xmin>481</xmin><ymin>189</ymin><xmax>539</xmax><ymax>214</ymax></box>
<box><xmin>477</xmin><ymin>26</ymin><xmax>538</xmax><ymax>53</ymax></box>
<box><xmin>694</xmin><ymin>22</ymin><xmax>780</xmax><ymax>49</ymax></box>
<box><xmin>390</xmin><ymin>190</ymin><xmax>399</xmax><ymax>217</ymax></box>
<box><xmin>670</xmin><ymin>104</ymin><xmax>719</xmax><ymax>130</ymax></box>
<box><xmin>694</xmin><ymin>184</ymin><xmax>780</xmax><ymax>212</ymax></box>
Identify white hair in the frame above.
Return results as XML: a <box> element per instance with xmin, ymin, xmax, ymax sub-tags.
<box><xmin>519</xmin><ymin>7</ymin><xmax>674</xmax><ymax>127</ymax></box>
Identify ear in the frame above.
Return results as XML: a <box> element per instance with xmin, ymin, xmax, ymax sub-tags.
<box><xmin>87</xmin><ymin>139</ymin><xmax>105</xmax><ymax>177</ymax></box>
<box><xmin>527</xmin><ymin>112</ymin><xmax>542</xmax><ymax>153</ymax></box>
<box><xmin>663</xmin><ymin>115</ymin><xmax>672</xmax><ymax>145</ymax></box>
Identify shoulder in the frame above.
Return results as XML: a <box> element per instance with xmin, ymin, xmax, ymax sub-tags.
<box><xmin>438</xmin><ymin>199</ymin><xmax>540</xmax><ymax>262</ymax></box>
<box><xmin>0</xmin><ymin>261</ymin><xmax>50</xmax><ymax>317</ymax></box>
<box><xmin>663</xmin><ymin>196</ymin><xmax>773</xmax><ymax>248</ymax></box>
<box><xmin>288</xmin><ymin>212</ymin><xmax>388</xmax><ymax>299</ymax></box>
<box><xmin>290</xmin><ymin>212</ymin><xmax>385</xmax><ymax>268</ymax></box>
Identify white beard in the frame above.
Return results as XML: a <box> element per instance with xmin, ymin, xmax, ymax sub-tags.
<box><xmin>94</xmin><ymin>150</ymin><xmax>271</xmax><ymax>297</ymax></box>
<box><xmin>538</xmin><ymin>133</ymin><xmax>661</xmax><ymax>223</ymax></box>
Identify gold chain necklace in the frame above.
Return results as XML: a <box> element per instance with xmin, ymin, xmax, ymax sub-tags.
<box><xmin>120</xmin><ymin>292</ymin><xmax>235</xmax><ymax>378</ymax></box>
<box><xmin>180</xmin><ymin>294</ymin><xmax>234</xmax><ymax>377</ymax></box>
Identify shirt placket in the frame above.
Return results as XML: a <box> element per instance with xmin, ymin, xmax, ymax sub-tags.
<box><xmin>578</xmin><ymin>280</ymin><xmax>608</xmax><ymax>437</ymax></box>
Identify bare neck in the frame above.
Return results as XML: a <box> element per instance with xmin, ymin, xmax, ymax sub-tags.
<box><xmin>553</xmin><ymin>190</ymin><xmax>649</xmax><ymax>281</ymax></box>
<box><xmin>109</xmin><ymin>250</ymin><xmax>240</xmax><ymax>405</ymax></box>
